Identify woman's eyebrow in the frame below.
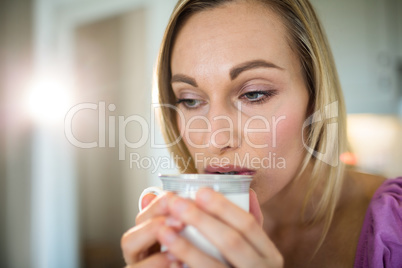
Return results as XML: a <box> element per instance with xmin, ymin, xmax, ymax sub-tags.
<box><xmin>229</xmin><ymin>59</ymin><xmax>284</xmax><ymax>80</ymax></box>
<box><xmin>171</xmin><ymin>74</ymin><xmax>198</xmax><ymax>87</ymax></box>
<box><xmin>171</xmin><ymin>60</ymin><xmax>282</xmax><ymax>86</ymax></box>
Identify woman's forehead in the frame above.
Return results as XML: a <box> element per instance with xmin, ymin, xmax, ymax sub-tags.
<box><xmin>171</xmin><ymin>1</ymin><xmax>297</xmax><ymax>79</ymax></box>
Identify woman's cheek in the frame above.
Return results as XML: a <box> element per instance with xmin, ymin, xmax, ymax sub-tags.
<box><xmin>243</xmin><ymin>114</ymin><xmax>289</xmax><ymax>152</ymax></box>
<box><xmin>182</xmin><ymin>116</ymin><xmax>210</xmax><ymax>149</ymax></box>
<box><xmin>271</xmin><ymin>113</ymin><xmax>307</xmax><ymax>173</ymax></box>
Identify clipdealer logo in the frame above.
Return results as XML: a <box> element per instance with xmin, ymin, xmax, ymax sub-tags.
<box><xmin>302</xmin><ymin>101</ymin><xmax>339</xmax><ymax>167</ymax></box>
<box><xmin>64</xmin><ymin>101</ymin><xmax>287</xmax><ymax>161</ymax></box>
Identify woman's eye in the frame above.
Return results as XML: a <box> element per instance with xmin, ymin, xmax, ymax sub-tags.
<box><xmin>176</xmin><ymin>98</ymin><xmax>202</xmax><ymax>109</ymax></box>
<box><xmin>244</xmin><ymin>92</ymin><xmax>265</xmax><ymax>100</ymax></box>
<box><xmin>241</xmin><ymin>90</ymin><xmax>276</xmax><ymax>103</ymax></box>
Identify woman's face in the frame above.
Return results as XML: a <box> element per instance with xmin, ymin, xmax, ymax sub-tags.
<box><xmin>170</xmin><ymin>1</ymin><xmax>309</xmax><ymax>203</ymax></box>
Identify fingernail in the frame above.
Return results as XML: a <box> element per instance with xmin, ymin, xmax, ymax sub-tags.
<box><xmin>165</xmin><ymin>217</ymin><xmax>182</xmax><ymax>228</ymax></box>
<box><xmin>160</xmin><ymin>226</ymin><xmax>178</xmax><ymax>245</ymax></box>
<box><xmin>197</xmin><ymin>188</ymin><xmax>212</xmax><ymax>203</ymax></box>
<box><xmin>170</xmin><ymin>197</ymin><xmax>188</xmax><ymax>214</ymax></box>
<box><xmin>250</xmin><ymin>188</ymin><xmax>257</xmax><ymax>195</ymax></box>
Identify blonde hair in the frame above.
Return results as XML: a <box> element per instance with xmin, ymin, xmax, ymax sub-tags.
<box><xmin>156</xmin><ymin>0</ymin><xmax>347</xmax><ymax>254</ymax></box>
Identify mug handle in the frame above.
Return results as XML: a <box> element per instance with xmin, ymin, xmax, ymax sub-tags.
<box><xmin>138</xmin><ymin>186</ymin><xmax>164</xmax><ymax>212</ymax></box>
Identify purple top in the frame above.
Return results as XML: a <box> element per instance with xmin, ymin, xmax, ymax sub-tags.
<box><xmin>354</xmin><ymin>177</ymin><xmax>402</xmax><ymax>268</ymax></box>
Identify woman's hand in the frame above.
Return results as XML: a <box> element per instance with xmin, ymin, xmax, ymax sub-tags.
<box><xmin>121</xmin><ymin>192</ymin><xmax>183</xmax><ymax>267</ymax></box>
<box><xmin>157</xmin><ymin>189</ymin><xmax>284</xmax><ymax>268</ymax></box>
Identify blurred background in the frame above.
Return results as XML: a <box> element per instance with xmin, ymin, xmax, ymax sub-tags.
<box><xmin>0</xmin><ymin>0</ymin><xmax>401</xmax><ymax>267</ymax></box>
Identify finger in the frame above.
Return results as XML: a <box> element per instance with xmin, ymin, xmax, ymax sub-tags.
<box><xmin>157</xmin><ymin>225</ymin><xmax>226</xmax><ymax>268</ymax></box>
<box><xmin>121</xmin><ymin>216</ymin><xmax>166</xmax><ymax>264</ymax></box>
<box><xmin>249</xmin><ymin>189</ymin><xmax>263</xmax><ymax>226</ymax></box>
<box><xmin>141</xmin><ymin>193</ymin><xmax>157</xmax><ymax>210</ymax></box>
<box><xmin>136</xmin><ymin>192</ymin><xmax>174</xmax><ymax>225</ymax></box>
<box><xmin>168</xmin><ymin>196</ymin><xmax>261</xmax><ymax>267</ymax></box>
<box><xmin>195</xmin><ymin>188</ymin><xmax>279</xmax><ymax>258</ymax></box>
<box><xmin>125</xmin><ymin>252</ymin><xmax>174</xmax><ymax>268</ymax></box>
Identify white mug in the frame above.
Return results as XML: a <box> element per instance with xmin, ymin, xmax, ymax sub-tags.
<box><xmin>139</xmin><ymin>174</ymin><xmax>252</xmax><ymax>266</ymax></box>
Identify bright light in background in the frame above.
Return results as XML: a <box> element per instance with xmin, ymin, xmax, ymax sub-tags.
<box><xmin>347</xmin><ymin>114</ymin><xmax>402</xmax><ymax>176</ymax></box>
<box><xmin>26</xmin><ymin>76</ymin><xmax>72</xmax><ymax>125</ymax></box>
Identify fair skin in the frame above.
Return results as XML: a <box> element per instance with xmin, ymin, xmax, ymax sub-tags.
<box><xmin>121</xmin><ymin>2</ymin><xmax>385</xmax><ymax>267</ymax></box>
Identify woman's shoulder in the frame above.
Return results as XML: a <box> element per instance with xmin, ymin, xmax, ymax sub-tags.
<box><xmin>347</xmin><ymin>170</ymin><xmax>401</xmax><ymax>208</ymax></box>
<box><xmin>346</xmin><ymin>170</ymin><xmax>387</xmax><ymax>199</ymax></box>
<box><xmin>338</xmin><ymin>170</ymin><xmax>386</xmax><ymax>210</ymax></box>
<box><xmin>351</xmin><ymin>171</ymin><xmax>402</xmax><ymax>268</ymax></box>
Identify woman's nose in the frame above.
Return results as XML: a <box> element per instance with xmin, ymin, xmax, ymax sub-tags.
<box><xmin>204</xmin><ymin>106</ymin><xmax>240</xmax><ymax>155</ymax></box>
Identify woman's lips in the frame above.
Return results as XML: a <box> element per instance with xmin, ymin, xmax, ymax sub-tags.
<box><xmin>204</xmin><ymin>165</ymin><xmax>256</xmax><ymax>175</ymax></box>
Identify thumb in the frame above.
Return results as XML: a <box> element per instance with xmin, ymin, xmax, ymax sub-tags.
<box><xmin>249</xmin><ymin>189</ymin><xmax>263</xmax><ymax>226</ymax></box>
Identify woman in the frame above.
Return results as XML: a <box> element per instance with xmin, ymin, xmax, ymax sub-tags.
<box><xmin>121</xmin><ymin>0</ymin><xmax>402</xmax><ymax>267</ymax></box>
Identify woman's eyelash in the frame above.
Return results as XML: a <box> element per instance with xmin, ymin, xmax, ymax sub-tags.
<box><xmin>240</xmin><ymin>90</ymin><xmax>278</xmax><ymax>104</ymax></box>
<box><xmin>176</xmin><ymin>98</ymin><xmax>202</xmax><ymax>109</ymax></box>
<box><xmin>175</xmin><ymin>89</ymin><xmax>277</xmax><ymax>109</ymax></box>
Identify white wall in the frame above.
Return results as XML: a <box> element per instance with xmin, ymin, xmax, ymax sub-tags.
<box><xmin>311</xmin><ymin>0</ymin><xmax>402</xmax><ymax>114</ymax></box>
